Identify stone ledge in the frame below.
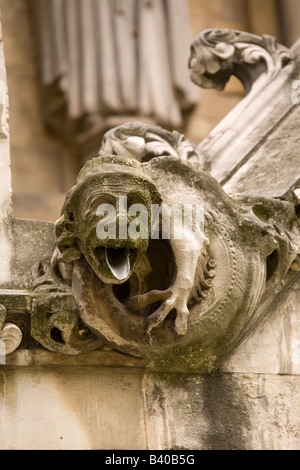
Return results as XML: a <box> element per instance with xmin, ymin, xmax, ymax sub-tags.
<box><xmin>0</xmin><ymin>348</ymin><xmax>148</xmax><ymax>369</ymax></box>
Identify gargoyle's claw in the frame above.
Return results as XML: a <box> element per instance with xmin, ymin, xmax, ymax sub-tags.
<box><xmin>146</xmin><ymin>300</ymin><xmax>173</xmax><ymax>336</ymax></box>
<box><xmin>127</xmin><ymin>290</ymin><xmax>190</xmax><ymax>338</ymax></box>
<box><xmin>146</xmin><ymin>299</ymin><xmax>190</xmax><ymax>338</ymax></box>
<box><xmin>174</xmin><ymin>308</ymin><xmax>189</xmax><ymax>336</ymax></box>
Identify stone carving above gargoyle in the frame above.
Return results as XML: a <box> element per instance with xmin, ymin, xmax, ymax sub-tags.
<box><xmin>188</xmin><ymin>28</ymin><xmax>291</xmax><ymax>94</ymax></box>
<box><xmin>188</xmin><ymin>29</ymin><xmax>297</xmax><ymax>182</ymax></box>
<box><xmin>100</xmin><ymin>121</ymin><xmax>203</xmax><ymax>164</ymax></box>
<box><xmin>30</xmin><ymin>120</ymin><xmax>300</xmax><ymax>372</ymax></box>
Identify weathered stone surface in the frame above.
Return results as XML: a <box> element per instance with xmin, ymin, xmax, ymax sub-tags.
<box><xmin>143</xmin><ymin>372</ymin><xmax>300</xmax><ymax>450</ymax></box>
<box><xmin>10</xmin><ymin>218</ymin><xmax>55</xmax><ymax>289</ymax></box>
<box><xmin>223</xmin><ymin>104</ymin><xmax>300</xmax><ymax>198</ymax></box>
<box><xmin>0</xmin><ymin>13</ymin><xmax>23</xmax><ymax>356</ymax></box>
<box><xmin>224</xmin><ymin>276</ymin><xmax>300</xmax><ymax>375</ymax></box>
<box><xmin>0</xmin><ymin>368</ymin><xmax>299</xmax><ymax>450</ymax></box>
<box><xmin>0</xmin><ymin>368</ymin><xmax>148</xmax><ymax>450</ymax></box>
<box><xmin>32</xmin><ymin>0</ymin><xmax>196</xmax><ymax>157</ymax></box>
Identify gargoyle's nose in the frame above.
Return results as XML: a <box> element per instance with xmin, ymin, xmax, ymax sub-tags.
<box><xmin>105</xmin><ymin>247</ymin><xmax>131</xmax><ymax>281</ymax></box>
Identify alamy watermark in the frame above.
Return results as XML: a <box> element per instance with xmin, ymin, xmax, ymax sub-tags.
<box><xmin>96</xmin><ymin>197</ymin><xmax>205</xmax><ymax>250</ymax></box>
<box><xmin>292</xmin><ymin>80</ymin><xmax>300</xmax><ymax>105</ymax></box>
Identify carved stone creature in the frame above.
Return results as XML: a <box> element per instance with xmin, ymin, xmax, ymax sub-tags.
<box><xmin>29</xmin><ymin>25</ymin><xmax>300</xmax><ymax>371</ymax></box>
<box><xmin>49</xmin><ymin>122</ymin><xmax>299</xmax><ymax>371</ymax></box>
<box><xmin>188</xmin><ymin>28</ymin><xmax>291</xmax><ymax>94</ymax></box>
<box><xmin>53</xmin><ymin>154</ymin><xmax>161</xmax><ymax>285</ymax></box>
<box><xmin>187</xmin><ymin>28</ymin><xmax>296</xmax><ymax>183</ymax></box>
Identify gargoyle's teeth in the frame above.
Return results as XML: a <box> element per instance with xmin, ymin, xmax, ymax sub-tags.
<box><xmin>105</xmin><ymin>247</ymin><xmax>131</xmax><ymax>281</ymax></box>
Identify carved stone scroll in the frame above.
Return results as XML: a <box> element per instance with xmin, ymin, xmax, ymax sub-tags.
<box><xmin>189</xmin><ymin>28</ymin><xmax>291</xmax><ymax>94</ymax></box>
<box><xmin>188</xmin><ymin>29</ymin><xmax>297</xmax><ymax>184</ymax></box>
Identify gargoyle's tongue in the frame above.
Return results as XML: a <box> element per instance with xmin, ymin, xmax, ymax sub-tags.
<box><xmin>105</xmin><ymin>247</ymin><xmax>131</xmax><ymax>281</ymax></box>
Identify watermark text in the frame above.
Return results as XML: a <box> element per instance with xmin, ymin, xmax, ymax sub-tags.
<box><xmin>96</xmin><ymin>198</ymin><xmax>205</xmax><ymax>251</ymax></box>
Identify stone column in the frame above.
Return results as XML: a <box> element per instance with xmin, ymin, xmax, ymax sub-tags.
<box><xmin>277</xmin><ymin>0</ymin><xmax>300</xmax><ymax>46</ymax></box>
<box><xmin>0</xmin><ymin>11</ymin><xmax>12</xmax><ymax>285</ymax></box>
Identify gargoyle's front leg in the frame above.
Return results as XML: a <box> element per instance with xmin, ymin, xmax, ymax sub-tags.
<box><xmin>145</xmin><ymin>227</ymin><xmax>207</xmax><ymax>337</ymax></box>
<box><xmin>128</xmin><ymin>232</ymin><xmax>206</xmax><ymax>337</ymax></box>
<box><xmin>146</xmin><ymin>292</ymin><xmax>190</xmax><ymax>337</ymax></box>
<box><xmin>127</xmin><ymin>287</ymin><xmax>190</xmax><ymax>336</ymax></box>
<box><xmin>127</xmin><ymin>286</ymin><xmax>191</xmax><ymax>336</ymax></box>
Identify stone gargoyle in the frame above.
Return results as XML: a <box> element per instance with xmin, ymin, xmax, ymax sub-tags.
<box><xmin>29</xmin><ymin>120</ymin><xmax>299</xmax><ymax>372</ymax></box>
<box><xmin>30</xmin><ymin>29</ymin><xmax>300</xmax><ymax>373</ymax></box>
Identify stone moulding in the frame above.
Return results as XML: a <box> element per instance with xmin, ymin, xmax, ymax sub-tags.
<box><xmin>0</xmin><ymin>304</ymin><xmax>22</xmax><ymax>356</ymax></box>
<box><xmin>0</xmin><ymin>29</ymin><xmax>299</xmax><ymax>373</ymax></box>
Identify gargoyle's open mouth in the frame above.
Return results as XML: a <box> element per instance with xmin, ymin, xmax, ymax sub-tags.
<box><xmin>105</xmin><ymin>247</ymin><xmax>131</xmax><ymax>281</ymax></box>
<box><xmin>92</xmin><ymin>244</ymin><xmax>143</xmax><ymax>284</ymax></box>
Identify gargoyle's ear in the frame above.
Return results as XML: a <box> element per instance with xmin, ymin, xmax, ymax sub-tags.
<box><xmin>54</xmin><ymin>211</ymin><xmax>81</xmax><ymax>263</ymax></box>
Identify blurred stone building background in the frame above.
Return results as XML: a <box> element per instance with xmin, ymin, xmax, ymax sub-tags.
<box><xmin>0</xmin><ymin>0</ymin><xmax>299</xmax><ymax>222</ymax></box>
